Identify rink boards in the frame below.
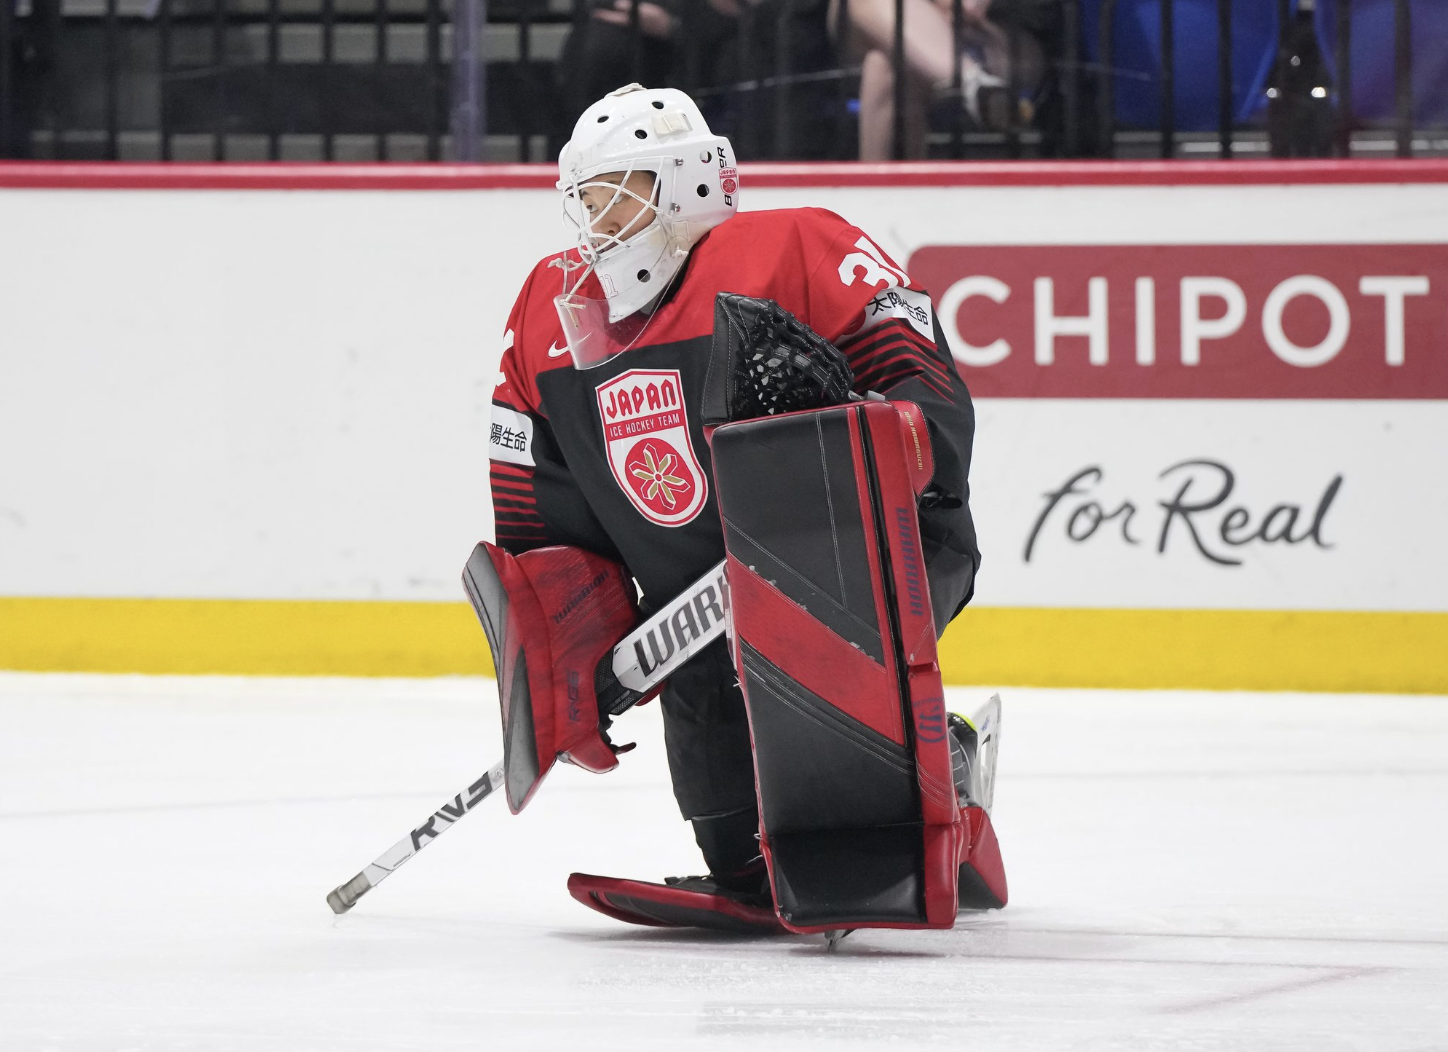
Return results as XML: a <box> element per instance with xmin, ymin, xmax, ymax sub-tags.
<box><xmin>1</xmin><ymin>161</ymin><xmax>1446</xmax><ymax>690</ymax></box>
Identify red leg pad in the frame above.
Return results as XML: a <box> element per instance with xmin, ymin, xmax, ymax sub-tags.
<box><xmin>567</xmin><ymin>874</ymin><xmax>787</xmax><ymax>935</ymax></box>
<box><xmin>958</xmin><ymin>806</ymin><xmax>1009</xmax><ymax>910</ymax></box>
<box><xmin>712</xmin><ymin>401</ymin><xmax>970</xmax><ymax>933</ymax></box>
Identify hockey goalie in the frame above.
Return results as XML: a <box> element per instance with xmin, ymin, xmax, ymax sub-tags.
<box><xmin>469</xmin><ymin>83</ymin><xmax>1006</xmax><ymax>937</ymax></box>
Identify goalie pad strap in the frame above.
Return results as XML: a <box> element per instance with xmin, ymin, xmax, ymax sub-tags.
<box><xmin>712</xmin><ymin>400</ymin><xmax>965</xmax><ymax>932</ymax></box>
<box><xmin>462</xmin><ymin>543</ymin><xmax>638</xmax><ymax>813</ymax></box>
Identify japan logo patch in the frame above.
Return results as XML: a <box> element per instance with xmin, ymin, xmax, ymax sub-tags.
<box><xmin>596</xmin><ymin>369</ymin><xmax>707</xmax><ymax>527</ymax></box>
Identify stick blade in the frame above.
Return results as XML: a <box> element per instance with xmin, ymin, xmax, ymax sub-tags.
<box><xmin>326</xmin><ymin>872</ymin><xmax>373</xmax><ymax>915</ymax></box>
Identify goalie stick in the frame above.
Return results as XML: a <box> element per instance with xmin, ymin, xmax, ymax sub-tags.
<box><xmin>325</xmin><ymin>560</ymin><xmax>729</xmax><ymax>915</ymax></box>
<box><xmin>325</xmin><ymin>761</ymin><xmax>506</xmax><ymax>914</ymax></box>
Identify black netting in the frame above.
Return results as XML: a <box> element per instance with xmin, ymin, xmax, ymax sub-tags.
<box><xmin>715</xmin><ymin>295</ymin><xmax>855</xmax><ymax>422</ymax></box>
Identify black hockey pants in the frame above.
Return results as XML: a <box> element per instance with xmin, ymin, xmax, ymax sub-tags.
<box><xmin>659</xmin><ymin>636</ymin><xmax>761</xmax><ymax>880</ymax></box>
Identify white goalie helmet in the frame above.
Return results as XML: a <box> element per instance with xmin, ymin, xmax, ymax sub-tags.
<box><xmin>554</xmin><ymin>84</ymin><xmax>738</xmax><ymax>368</ymax></box>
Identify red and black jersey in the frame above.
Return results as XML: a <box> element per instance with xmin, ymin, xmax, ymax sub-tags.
<box><xmin>489</xmin><ymin>206</ymin><xmax>980</xmax><ymax>624</ymax></box>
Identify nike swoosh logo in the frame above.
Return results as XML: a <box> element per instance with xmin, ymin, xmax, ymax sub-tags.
<box><xmin>548</xmin><ymin>342</ymin><xmax>571</xmax><ymax>358</ymax></box>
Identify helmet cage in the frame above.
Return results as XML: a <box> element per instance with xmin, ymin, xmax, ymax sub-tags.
<box><xmin>560</xmin><ymin>162</ymin><xmax>664</xmax><ymax>266</ymax></box>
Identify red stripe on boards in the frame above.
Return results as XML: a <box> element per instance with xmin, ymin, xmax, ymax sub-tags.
<box><xmin>5</xmin><ymin>159</ymin><xmax>1448</xmax><ymax>191</ymax></box>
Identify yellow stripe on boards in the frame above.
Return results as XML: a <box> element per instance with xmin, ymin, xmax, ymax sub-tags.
<box><xmin>940</xmin><ymin>606</ymin><xmax>1448</xmax><ymax>695</ymax></box>
<box><xmin>1</xmin><ymin>598</ymin><xmax>1445</xmax><ymax>693</ymax></box>
<box><xmin>0</xmin><ymin>598</ymin><xmax>493</xmax><ymax>678</ymax></box>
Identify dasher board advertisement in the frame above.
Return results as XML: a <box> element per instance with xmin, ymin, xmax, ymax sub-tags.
<box><xmin>1</xmin><ymin>162</ymin><xmax>1445</xmax><ymax>689</ymax></box>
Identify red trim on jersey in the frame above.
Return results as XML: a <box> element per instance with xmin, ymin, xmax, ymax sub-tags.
<box><xmin>492</xmin><ymin>526</ymin><xmax>547</xmax><ymax>544</ymax></box>
<box><xmin>489</xmin><ymin>462</ymin><xmax>534</xmax><ymax>479</ymax></box>
<box><xmin>489</xmin><ymin>462</ymin><xmax>545</xmax><ymax>543</ymax></box>
<box><xmin>844</xmin><ymin>317</ymin><xmax>944</xmax><ymax>356</ymax></box>
<box><xmin>850</xmin><ymin>340</ymin><xmax>954</xmax><ymax>386</ymax></box>
<box><xmin>866</xmin><ymin>364</ymin><xmax>955</xmax><ymax>402</ymax></box>
<box><xmin>845</xmin><ymin>317</ymin><xmax>941</xmax><ymax>357</ymax></box>
<box><xmin>490</xmin><ymin>483</ymin><xmax>537</xmax><ymax>500</ymax></box>
<box><xmin>5</xmin><ymin>159</ymin><xmax>1447</xmax><ymax>191</ymax></box>
<box><xmin>843</xmin><ymin>319</ymin><xmax>957</xmax><ymax>401</ymax></box>
<box><xmin>491</xmin><ymin>475</ymin><xmax>536</xmax><ymax>490</ymax></box>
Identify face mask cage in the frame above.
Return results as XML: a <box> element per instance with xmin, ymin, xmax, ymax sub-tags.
<box><xmin>560</xmin><ymin>163</ymin><xmax>663</xmax><ymax>265</ymax></box>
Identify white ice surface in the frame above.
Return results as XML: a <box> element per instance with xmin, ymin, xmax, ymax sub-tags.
<box><xmin>2</xmin><ymin>673</ymin><xmax>1446</xmax><ymax>1052</ymax></box>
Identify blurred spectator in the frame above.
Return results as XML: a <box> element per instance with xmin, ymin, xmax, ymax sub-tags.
<box><xmin>713</xmin><ymin>0</ymin><xmax>843</xmax><ymax>160</ymax></box>
<box><xmin>556</xmin><ymin>0</ymin><xmax>740</xmax><ymax>149</ymax></box>
<box><xmin>1</xmin><ymin>0</ymin><xmax>56</xmax><ymax>158</ymax></box>
<box><xmin>554</xmin><ymin>0</ymin><xmax>845</xmax><ymax>161</ymax></box>
<box><xmin>833</xmin><ymin>0</ymin><xmax>1059</xmax><ymax>159</ymax></box>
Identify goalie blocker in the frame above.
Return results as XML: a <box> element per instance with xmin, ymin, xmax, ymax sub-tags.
<box><xmin>462</xmin><ymin>542</ymin><xmax>641</xmax><ymax>813</ymax></box>
<box><xmin>712</xmin><ymin>398</ymin><xmax>1008</xmax><ymax>932</ymax></box>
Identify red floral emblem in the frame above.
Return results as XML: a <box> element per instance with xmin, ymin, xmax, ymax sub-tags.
<box><xmin>626</xmin><ymin>440</ymin><xmax>695</xmax><ymax>516</ymax></box>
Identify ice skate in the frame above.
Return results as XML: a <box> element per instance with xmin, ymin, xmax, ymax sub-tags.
<box><xmin>950</xmin><ymin>694</ymin><xmax>1007</xmax><ymax>911</ymax></box>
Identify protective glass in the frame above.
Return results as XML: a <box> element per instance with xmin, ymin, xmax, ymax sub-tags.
<box><xmin>552</xmin><ymin>264</ymin><xmax>655</xmax><ymax>370</ymax></box>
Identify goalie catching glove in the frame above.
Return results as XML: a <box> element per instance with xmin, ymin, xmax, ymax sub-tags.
<box><xmin>701</xmin><ymin>292</ymin><xmax>857</xmax><ymax>426</ymax></box>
